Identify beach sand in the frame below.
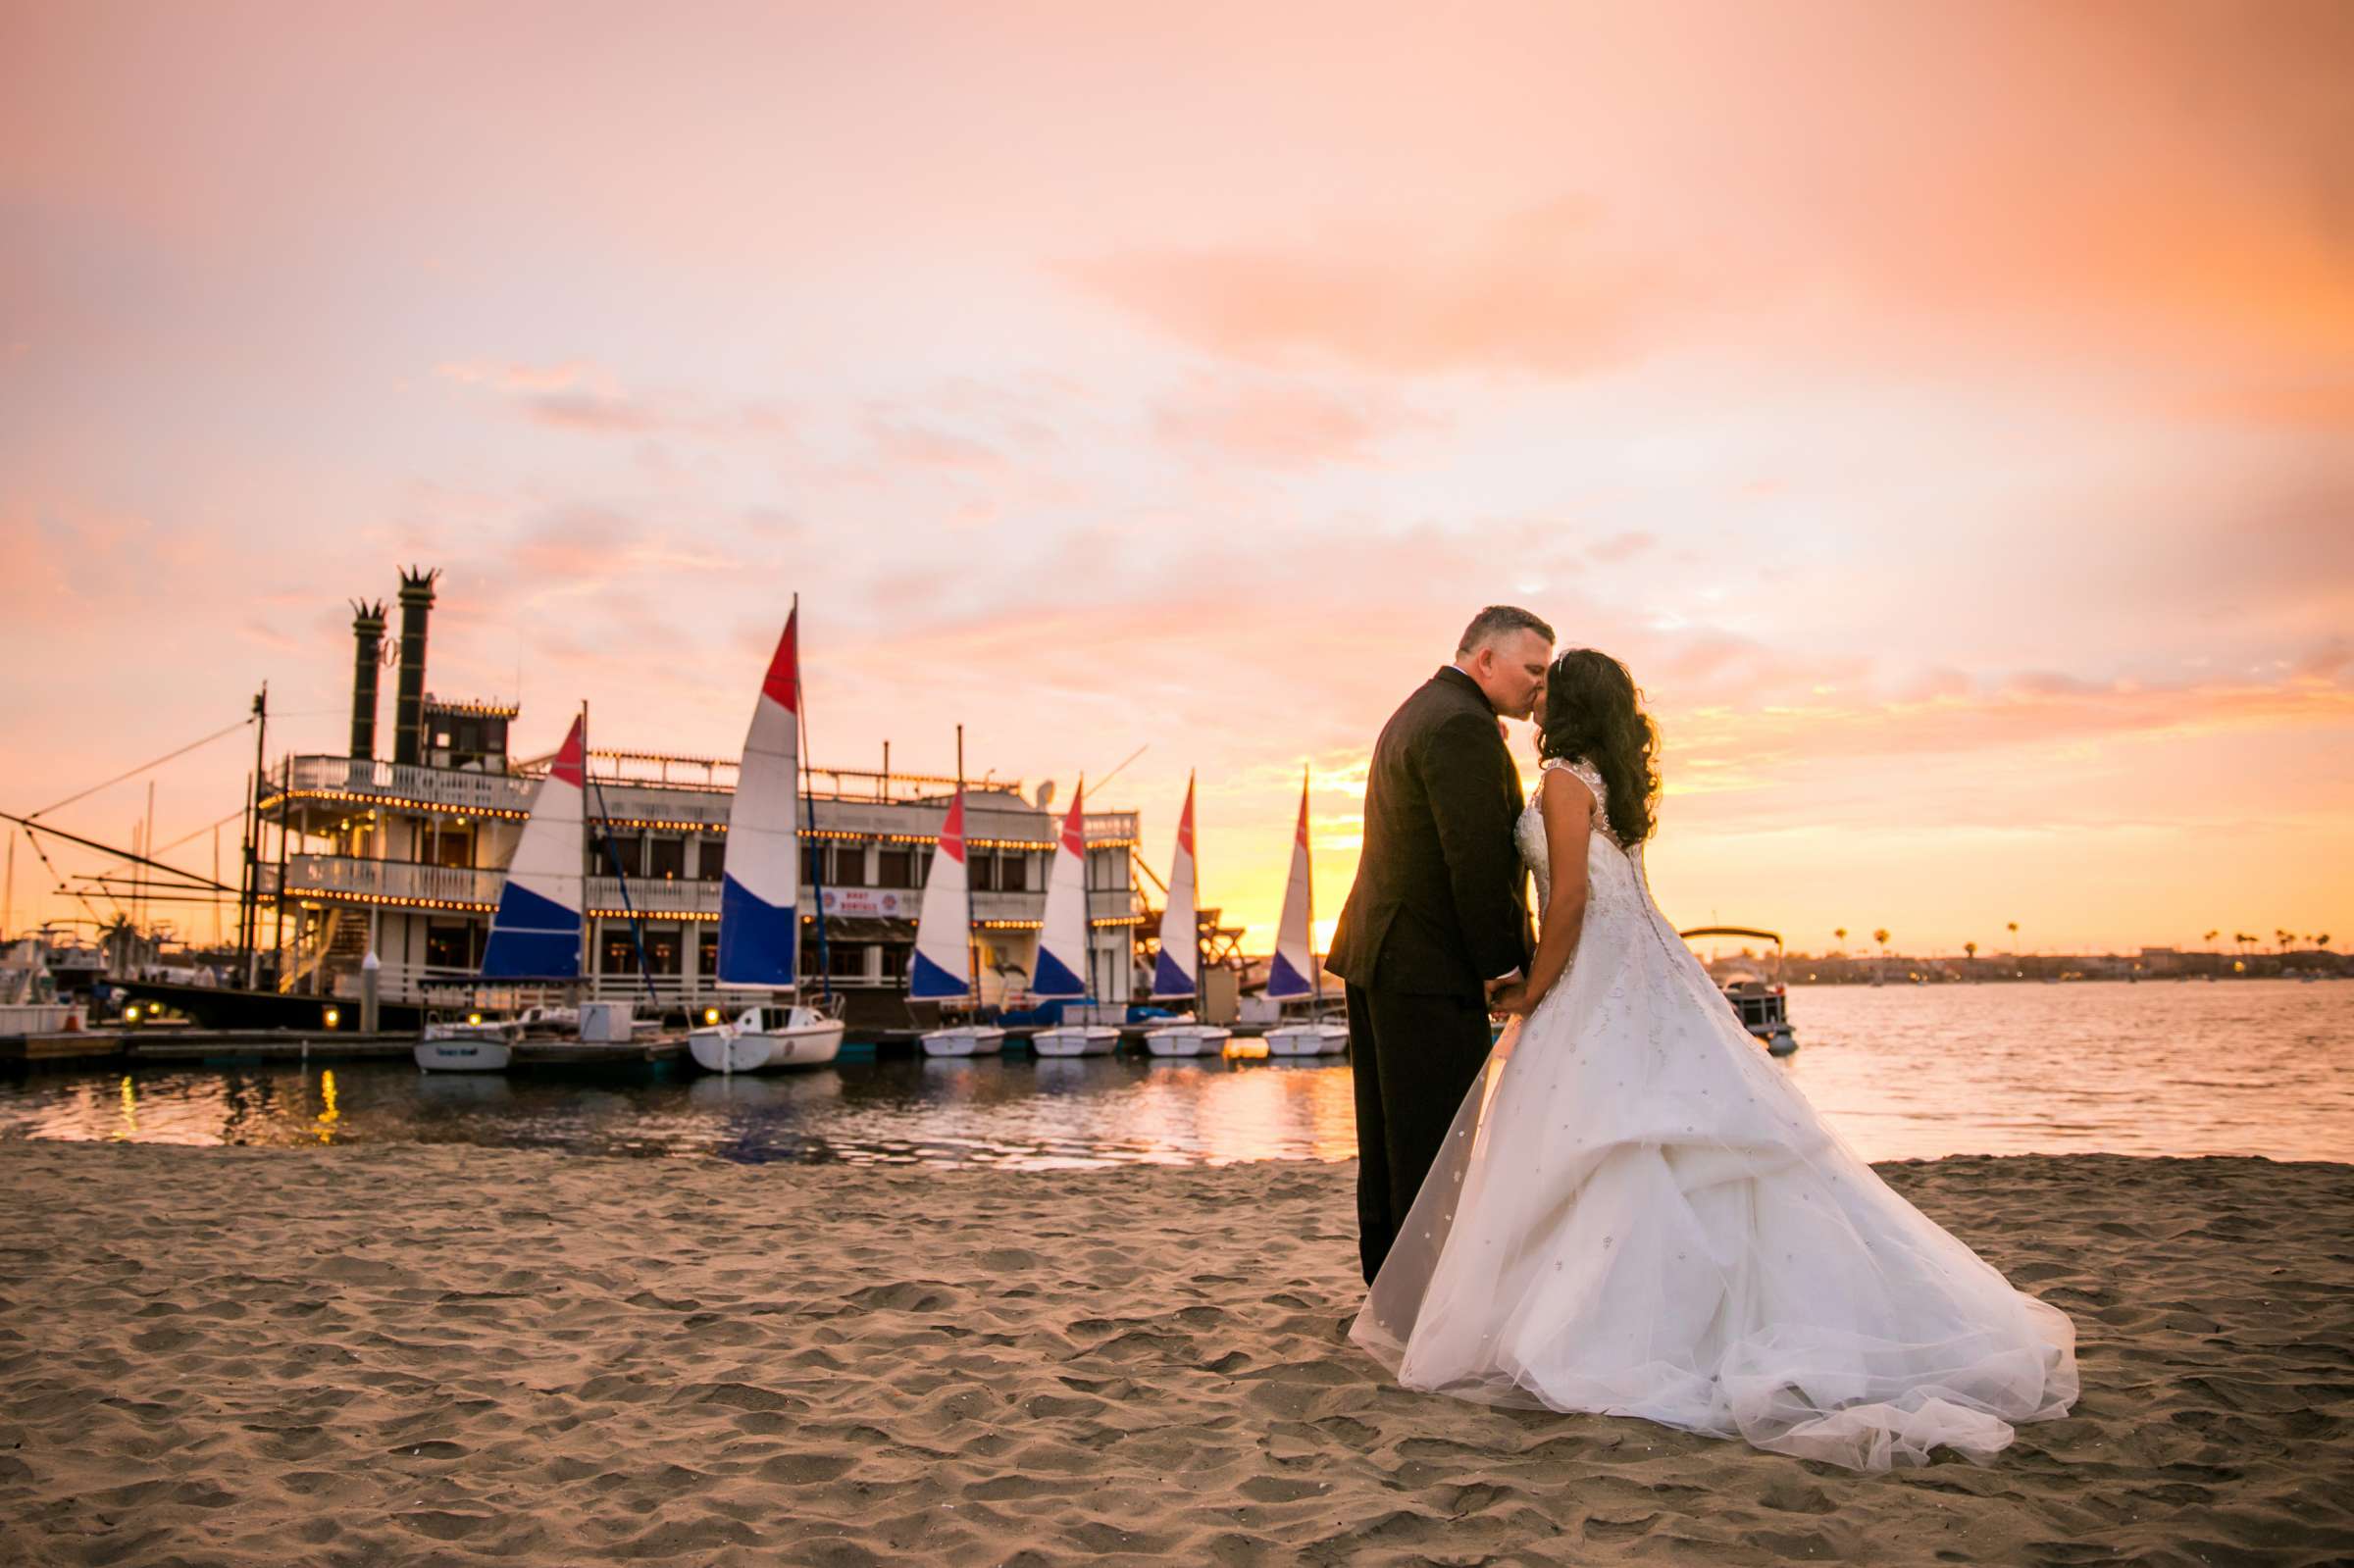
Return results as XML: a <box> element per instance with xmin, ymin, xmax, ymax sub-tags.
<box><xmin>1</xmin><ymin>1144</ymin><xmax>2349</xmax><ymax>1567</ymax></box>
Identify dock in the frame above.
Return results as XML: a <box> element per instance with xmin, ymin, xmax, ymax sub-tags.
<box><xmin>7</xmin><ymin>1021</ymin><xmax>1282</xmax><ymax>1072</ymax></box>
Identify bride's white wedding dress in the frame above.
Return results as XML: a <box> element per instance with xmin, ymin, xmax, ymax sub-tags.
<box><xmin>1351</xmin><ymin>758</ymin><xmax>2076</xmax><ymax>1470</ymax></box>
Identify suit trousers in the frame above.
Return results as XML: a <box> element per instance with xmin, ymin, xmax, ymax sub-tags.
<box><xmin>1347</xmin><ymin>982</ymin><xmax>1497</xmax><ymax>1285</ymax></box>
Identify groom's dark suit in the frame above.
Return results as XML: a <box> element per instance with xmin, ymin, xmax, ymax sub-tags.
<box><xmin>1326</xmin><ymin>666</ymin><xmax>1533</xmax><ymax>1284</ymax></box>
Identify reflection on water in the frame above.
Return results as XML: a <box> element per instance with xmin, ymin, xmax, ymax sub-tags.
<box><xmin>5</xmin><ymin>981</ymin><xmax>2347</xmax><ymax>1166</ymax></box>
<box><xmin>3</xmin><ymin>1051</ymin><xmax>1360</xmax><ymax>1168</ymax></box>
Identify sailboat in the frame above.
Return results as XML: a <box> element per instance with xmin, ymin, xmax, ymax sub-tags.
<box><xmin>417</xmin><ymin>714</ymin><xmax>588</xmax><ymax>1071</ymax></box>
<box><xmin>1144</xmin><ymin>774</ymin><xmax>1230</xmax><ymax>1057</ymax></box>
<box><xmin>1262</xmin><ymin>771</ymin><xmax>1348</xmax><ymax>1056</ymax></box>
<box><xmin>1030</xmin><ymin>780</ymin><xmax>1119</xmax><ymax>1056</ymax></box>
<box><xmin>914</xmin><ymin>785</ymin><xmax>1004</xmax><ymax>1056</ymax></box>
<box><xmin>689</xmin><ymin>608</ymin><xmax>846</xmax><ymax>1073</ymax></box>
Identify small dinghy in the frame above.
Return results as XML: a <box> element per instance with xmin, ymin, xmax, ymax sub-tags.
<box><xmin>1143</xmin><ymin>776</ymin><xmax>1230</xmax><ymax>1057</ymax></box>
<box><xmin>1259</xmin><ymin>770</ymin><xmax>1348</xmax><ymax>1057</ymax></box>
<box><xmin>1029</xmin><ymin>780</ymin><xmax>1119</xmax><ymax>1057</ymax></box>
<box><xmin>914</xmin><ymin>785</ymin><xmax>1004</xmax><ymax>1057</ymax></box>
<box><xmin>691</xmin><ymin>1001</ymin><xmax>845</xmax><ymax>1071</ymax></box>
<box><xmin>688</xmin><ymin>607</ymin><xmax>847</xmax><ymax>1073</ymax></box>
<box><xmin>418</xmin><ymin>715</ymin><xmax>588</xmax><ymax>1072</ymax></box>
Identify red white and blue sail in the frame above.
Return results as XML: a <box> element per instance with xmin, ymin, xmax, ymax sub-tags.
<box><xmin>716</xmin><ymin>612</ymin><xmax>802</xmax><ymax>989</ymax></box>
<box><xmin>908</xmin><ymin>788</ymin><xmax>974</xmax><ymax>1001</ymax></box>
<box><xmin>1267</xmin><ymin>774</ymin><xmax>1315</xmax><ymax>1000</ymax></box>
<box><xmin>1030</xmin><ymin>781</ymin><xmax>1090</xmax><ymax>1000</ymax></box>
<box><xmin>481</xmin><ymin>714</ymin><xmax>586</xmax><ymax>979</ymax></box>
<box><xmin>1151</xmin><ymin>774</ymin><xmax>1199</xmax><ymax>1000</ymax></box>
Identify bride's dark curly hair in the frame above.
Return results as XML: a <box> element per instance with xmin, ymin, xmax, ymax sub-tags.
<box><xmin>1536</xmin><ymin>649</ymin><xmax>1661</xmax><ymax>843</ymax></box>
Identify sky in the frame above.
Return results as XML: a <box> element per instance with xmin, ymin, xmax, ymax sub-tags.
<box><xmin>3</xmin><ymin>0</ymin><xmax>2350</xmax><ymax>957</ymax></box>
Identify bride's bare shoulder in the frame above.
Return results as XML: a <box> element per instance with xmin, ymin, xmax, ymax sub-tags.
<box><xmin>1538</xmin><ymin>761</ymin><xmax>1598</xmax><ymax>819</ymax></box>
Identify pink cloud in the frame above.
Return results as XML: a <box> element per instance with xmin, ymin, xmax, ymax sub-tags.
<box><xmin>522</xmin><ymin>392</ymin><xmax>662</xmax><ymax>434</ymax></box>
<box><xmin>864</xmin><ymin>415</ymin><xmax>1008</xmax><ymax>474</ymax></box>
<box><xmin>1067</xmin><ymin>201</ymin><xmax>1686</xmax><ymax>377</ymax></box>
<box><xmin>1151</xmin><ymin>376</ymin><xmax>1437</xmax><ymax>469</ymax></box>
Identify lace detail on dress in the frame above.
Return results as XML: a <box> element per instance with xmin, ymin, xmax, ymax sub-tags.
<box><xmin>1516</xmin><ymin>755</ymin><xmax>1629</xmax><ymax>922</ymax></box>
<box><xmin>1537</xmin><ymin>755</ymin><xmax>1617</xmax><ymax>845</ymax></box>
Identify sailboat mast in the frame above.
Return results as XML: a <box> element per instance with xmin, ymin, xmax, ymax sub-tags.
<box><xmin>583</xmin><ymin>702</ymin><xmax>657</xmax><ymax>1007</ymax></box>
<box><xmin>957</xmin><ymin>724</ymin><xmax>976</xmax><ymax>1005</ymax></box>
<box><xmin>1078</xmin><ymin>774</ymin><xmax>1092</xmax><ymax>1004</ymax></box>
<box><xmin>1189</xmin><ymin>769</ymin><xmax>1202</xmax><ymax>992</ymax></box>
<box><xmin>578</xmin><ymin>700</ymin><xmax>591</xmax><ymax>995</ymax></box>
<box><xmin>793</xmin><ymin>593</ymin><xmax>830</xmax><ymax>1004</ymax></box>
<box><xmin>1303</xmin><ymin>765</ymin><xmax>1322</xmax><ymax>1015</ymax></box>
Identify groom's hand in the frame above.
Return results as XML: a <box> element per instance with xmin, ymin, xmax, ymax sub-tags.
<box><xmin>1488</xmin><ymin>983</ymin><xmax>1533</xmax><ymax>1016</ymax></box>
<box><xmin>1483</xmin><ymin>970</ymin><xmax>1519</xmax><ymax>1001</ymax></box>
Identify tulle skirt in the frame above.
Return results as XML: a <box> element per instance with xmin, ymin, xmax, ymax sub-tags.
<box><xmin>1350</xmin><ymin>876</ymin><xmax>2077</xmax><ymax>1470</ymax></box>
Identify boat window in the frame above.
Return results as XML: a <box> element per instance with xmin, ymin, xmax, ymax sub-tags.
<box><xmin>642</xmin><ymin>925</ymin><xmax>684</xmax><ymax>976</ymax></box>
<box><xmin>646</xmin><ymin>836</ymin><xmax>686</xmax><ymax>881</ymax></box>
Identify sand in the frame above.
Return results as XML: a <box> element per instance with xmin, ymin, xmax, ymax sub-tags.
<box><xmin>1</xmin><ymin>1144</ymin><xmax>2349</xmax><ymax>1568</ymax></box>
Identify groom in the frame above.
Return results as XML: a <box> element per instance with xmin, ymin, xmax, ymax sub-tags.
<box><xmin>1326</xmin><ymin>606</ymin><xmax>1552</xmax><ymax>1285</ymax></box>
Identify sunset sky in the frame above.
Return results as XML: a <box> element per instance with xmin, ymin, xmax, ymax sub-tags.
<box><xmin>3</xmin><ymin>1</ymin><xmax>2349</xmax><ymax>957</ymax></box>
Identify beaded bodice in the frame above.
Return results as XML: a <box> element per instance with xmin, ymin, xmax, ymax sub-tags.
<box><xmin>1515</xmin><ymin>755</ymin><xmax>1631</xmax><ymax>917</ymax></box>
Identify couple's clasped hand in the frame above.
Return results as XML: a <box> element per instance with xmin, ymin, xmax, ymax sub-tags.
<box><xmin>1485</xmin><ymin>974</ymin><xmax>1535</xmax><ymax>1017</ymax></box>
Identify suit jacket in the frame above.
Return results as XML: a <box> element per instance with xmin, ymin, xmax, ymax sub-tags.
<box><xmin>1326</xmin><ymin>666</ymin><xmax>1533</xmax><ymax>998</ymax></box>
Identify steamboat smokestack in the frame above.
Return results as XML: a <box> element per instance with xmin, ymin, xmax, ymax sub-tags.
<box><xmin>391</xmin><ymin>567</ymin><xmax>439</xmax><ymax>767</ymax></box>
<box><xmin>348</xmin><ymin>599</ymin><xmax>385</xmax><ymax>760</ymax></box>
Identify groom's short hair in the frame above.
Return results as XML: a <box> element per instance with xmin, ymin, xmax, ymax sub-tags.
<box><xmin>1457</xmin><ymin>605</ymin><xmax>1556</xmax><ymax>656</ymax></box>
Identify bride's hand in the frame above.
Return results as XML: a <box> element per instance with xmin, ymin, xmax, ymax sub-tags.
<box><xmin>1489</xmin><ymin>983</ymin><xmax>1534</xmax><ymax>1016</ymax></box>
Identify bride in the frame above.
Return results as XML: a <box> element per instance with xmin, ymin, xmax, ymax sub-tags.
<box><xmin>1351</xmin><ymin>649</ymin><xmax>2077</xmax><ymax>1470</ymax></box>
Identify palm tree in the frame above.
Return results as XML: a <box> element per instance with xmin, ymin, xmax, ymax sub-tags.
<box><xmin>1964</xmin><ymin>939</ymin><xmax>1977</xmax><ymax>982</ymax></box>
<box><xmin>1833</xmin><ymin>927</ymin><xmax>1848</xmax><ymax>951</ymax></box>
<box><xmin>2203</xmin><ymin>929</ymin><xmax>2220</xmax><ymax>953</ymax></box>
<box><xmin>2006</xmin><ymin>920</ymin><xmax>2020</xmax><ymax>954</ymax></box>
<box><xmin>2320</xmin><ymin>934</ymin><xmax>2333</xmax><ymax>953</ymax></box>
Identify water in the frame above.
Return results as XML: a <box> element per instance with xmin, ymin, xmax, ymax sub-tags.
<box><xmin>4</xmin><ymin>980</ymin><xmax>2346</xmax><ymax>1166</ymax></box>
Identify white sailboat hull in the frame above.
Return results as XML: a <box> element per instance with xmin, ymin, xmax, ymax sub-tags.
<box><xmin>1030</xmin><ymin>1025</ymin><xmax>1120</xmax><ymax>1057</ymax></box>
<box><xmin>922</xmin><ymin>1025</ymin><xmax>1005</xmax><ymax>1057</ymax></box>
<box><xmin>414</xmin><ymin>1034</ymin><xmax>515</xmax><ymax>1072</ymax></box>
<box><xmin>1263</xmin><ymin>1021</ymin><xmax>1350</xmax><ymax>1056</ymax></box>
<box><xmin>1144</xmin><ymin>1022</ymin><xmax>1231</xmax><ymax>1057</ymax></box>
<box><xmin>688</xmin><ymin>1018</ymin><xmax>846</xmax><ymax>1072</ymax></box>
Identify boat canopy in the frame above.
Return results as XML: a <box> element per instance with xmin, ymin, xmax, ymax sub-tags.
<box><xmin>1677</xmin><ymin>926</ymin><xmax>1783</xmax><ymax>947</ymax></box>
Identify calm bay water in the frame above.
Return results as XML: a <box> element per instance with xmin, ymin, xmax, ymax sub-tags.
<box><xmin>4</xmin><ymin>980</ymin><xmax>2347</xmax><ymax>1166</ymax></box>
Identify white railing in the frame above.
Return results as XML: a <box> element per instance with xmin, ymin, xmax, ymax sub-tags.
<box><xmin>276</xmin><ymin>755</ymin><xmax>541</xmax><ymax>816</ymax></box>
<box><xmin>345</xmin><ymin>958</ymin><xmax>893</xmax><ymax>1008</ymax></box>
<box><xmin>1083</xmin><ymin>811</ymin><xmax>1140</xmax><ymax>844</ymax></box>
<box><xmin>267</xmin><ymin>854</ymin><xmax>506</xmax><ymax>908</ymax></box>
<box><xmin>272</xmin><ymin>755</ymin><xmax>1143</xmax><ymax>851</ymax></box>
<box><xmin>585</xmin><ymin>876</ymin><xmax>722</xmax><ymax>917</ymax></box>
<box><xmin>269</xmin><ymin>852</ymin><xmax>1141</xmax><ymax>936</ymax></box>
